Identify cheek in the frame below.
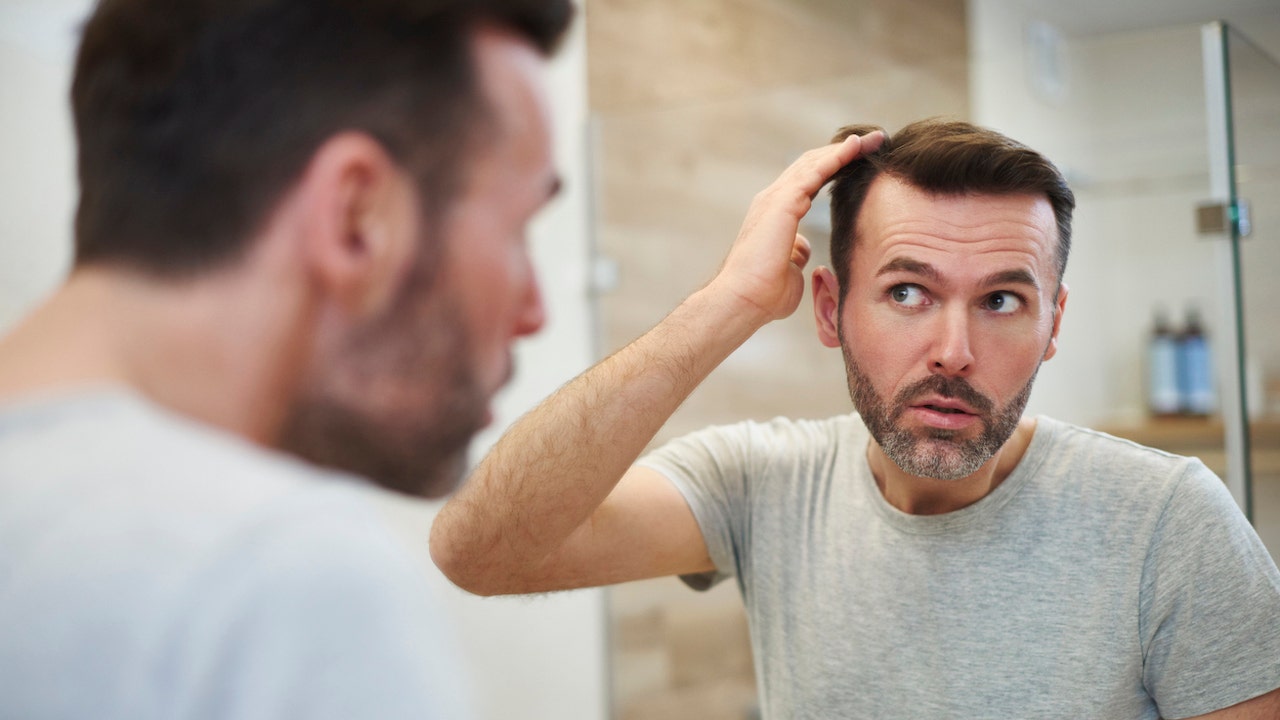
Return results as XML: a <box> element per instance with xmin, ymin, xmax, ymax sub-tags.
<box><xmin>972</xmin><ymin>327</ymin><xmax>1048</xmax><ymax>399</ymax></box>
<box><xmin>979</xmin><ymin>313</ymin><xmax>1052</xmax><ymax>360</ymax></box>
<box><xmin>842</xmin><ymin>314</ymin><xmax>918</xmax><ymax>389</ymax></box>
<box><xmin>846</xmin><ymin>309</ymin><xmax>928</xmax><ymax>361</ymax></box>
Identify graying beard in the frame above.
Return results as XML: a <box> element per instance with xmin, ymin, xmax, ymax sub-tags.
<box><xmin>879</xmin><ymin>428</ymin><xmax>1001</xmax><ymax>481</ymax></box>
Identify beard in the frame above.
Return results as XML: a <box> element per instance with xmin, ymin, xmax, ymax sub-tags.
<box><xmin>841</xmin><ymin>344</ymin><xmax>1037</xmax><ymax>481</ymax></box>
<box><xmin>278</xmin><ymin>255</ymin><xmax>495</xmax><ymax>499</ymax></box>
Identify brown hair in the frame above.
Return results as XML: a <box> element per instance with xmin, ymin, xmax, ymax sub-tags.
<box><xmin>71</xmin><ymin>0</ymin><xmax>573</xmax><ymax>276</ymax></box>
<box><xmin>827</xmin><ymin>119</ymin><xmax>1074</xmax><ymax>299</ymax></box>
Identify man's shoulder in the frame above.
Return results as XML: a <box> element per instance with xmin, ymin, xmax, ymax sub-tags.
<box><xmin>1034</xmin><ymin>415</ymin><xmax>1204</xmax><ymax>465</ymax></box>
<box><xmin>1028</xmin><ymin>415</ymin><xmax>1218</xmax><ymax>497</ymax></box>
<box><xmin>0</xmin><ymin>388</ymin><xmax>450</xmax><ymax>718</ymax></box>
<box><xmin>642</xmin><ymin>414</ymin><xmax>873</xmax><ymax>500</ymax></box>
<box><xmin>2</xmin><ymin>386</ymin><xmax>368</xmax><ymax>495</ymax></box>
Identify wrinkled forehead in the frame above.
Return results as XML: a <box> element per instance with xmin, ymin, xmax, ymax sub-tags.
<box><xmin>854</xmin><ymin>175</ymin><xmax>1059</xmax><ymax>267</ymax></box>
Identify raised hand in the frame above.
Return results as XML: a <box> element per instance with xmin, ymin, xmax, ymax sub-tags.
<box><xmin>710</xmin><ymin>131</ymin><xmax>885</xmax><ymax>324</ymax></box>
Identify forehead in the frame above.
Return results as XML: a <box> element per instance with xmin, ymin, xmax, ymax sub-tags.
<box><xmin>854</xmin><ymin>175</ymin><xmax>1058</xmax><ymax>275</ymax></box>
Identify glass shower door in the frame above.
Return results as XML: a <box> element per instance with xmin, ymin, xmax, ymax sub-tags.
<box><xmin>1202</xmin><ymin>21</ymin><xmax>1280</xmax><ymax>560</ymax></box>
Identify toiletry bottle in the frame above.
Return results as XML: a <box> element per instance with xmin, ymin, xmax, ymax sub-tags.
<box><xmin>1148</xmin><ymin>308</ymin><xmax>1180</xmax><ymax>416</ymax></box>
<box><xmin>1177</xmin><ymin>306</ymin><xmax>1215</xmax><ymax>416</ymax></box>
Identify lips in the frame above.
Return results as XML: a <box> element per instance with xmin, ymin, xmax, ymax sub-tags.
<box><xmin>902</xmin><ymin>391</ymin><xmax>985</xmax><ymax>433</ymax></box>
<box><xmin>888</xmin><ymin>376</ymin><xmax>994</xmax><ymax>429</ymax></box>
<box><xmin>913</xmin><ymin>397</ymin><xmax>978</xmax><ymax>416</ymax></box>
<box><xmin>922</xmin><ymin>404</ymin><xmax>968</xmax><ymax>414</ymax></box>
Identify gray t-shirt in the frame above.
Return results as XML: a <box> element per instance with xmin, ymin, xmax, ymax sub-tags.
<box><xmin>0</xmin><ymin>389</ymin><xmax>465</xmax><ymax>719</ymax></box>
<box><xmin>641</xmin><ymin>414</ymin><xmax>1280</xmax><ymax>719</ymax></box>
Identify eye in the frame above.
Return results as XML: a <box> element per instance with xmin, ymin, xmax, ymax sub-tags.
<box><xmin>984</xmin><ymin>291</ymin><xmax>1023</xmax><ymax>314</ymax></box>
<box><xmin>888</xmin><ymin>284</ymin><xmax>927</xmax><ymax>307</ymax></box>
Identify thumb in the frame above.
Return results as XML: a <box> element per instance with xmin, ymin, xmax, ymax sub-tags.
<box><xmin>791</xmin><ymin>233</ymin><xmax>812</xmax><ymax>268</ymax></box>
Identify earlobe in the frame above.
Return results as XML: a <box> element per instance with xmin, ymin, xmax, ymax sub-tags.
<box><xmin>812</xmin><ymin>267</ymin><xmax>843</xmax><ymax>349</ymax></box>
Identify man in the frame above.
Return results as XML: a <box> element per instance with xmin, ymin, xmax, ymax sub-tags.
<box><xmin>432</xmin><ymin>120</ymin><xmax>1280</xmax><ymax>718</ymax></box>
<box><xmin>0</xmin><ymin>0</ymin><xmax>569</xmax><ymax>717</ymax></box>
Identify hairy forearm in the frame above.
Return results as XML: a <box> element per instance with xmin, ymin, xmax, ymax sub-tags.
<box><xmin>429</xmin><ymin>281</ymin><xmax>765</xmax><ymax>594</ymax></box>
<box><xmin>430</xmin><ymin>133</ymin><xmax>879</xmax><ymax>595</ymax></box>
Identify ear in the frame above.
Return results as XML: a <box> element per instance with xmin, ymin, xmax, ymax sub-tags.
<box><xmin>291</xmin><ymin>132</ymin><xmax>419</xmax><ymax>318</ymax></box>
<box><xmin>812</xmin><ymin>266</ymin><xmax>843</xmax><ymax>348</ymax></box>
<box><xmin>1042</xmin><ymin>282</ymin><xmax>1069</xmax><ymax>361</ymax></box>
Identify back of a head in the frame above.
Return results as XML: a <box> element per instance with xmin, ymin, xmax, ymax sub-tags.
<box><xmin>826</xmin><ymin>119</ymin><xmax>1075</xmax><ymax>296</ymax></box>
<box><xmin>71</xmin><ymin>0</ymin><xmax>573</xmax><ymax>277</ymax></box>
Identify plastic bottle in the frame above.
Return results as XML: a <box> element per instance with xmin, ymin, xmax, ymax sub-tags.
<box><xmin>1176</xmin><ymin>306</ymin><xmax>1215</xmax><ymax>416</ymax></box>
<box><xmin>1147</xmin><ymin>309</ymin><xmax>1180</xmax><ymax>416</ymax></box>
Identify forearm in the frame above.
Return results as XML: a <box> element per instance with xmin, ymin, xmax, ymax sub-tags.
<box><xmin>430</xmin><ymin>131</ymin><xmax>881</xmax><ymax>595</ymax></box>
<box><xmin>429</xmin><ymin>281</ymin><xmax>765</xmax><ymax>594</ymax></box>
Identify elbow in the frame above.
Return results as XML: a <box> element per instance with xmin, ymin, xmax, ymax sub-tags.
<box><xmin>428</xmin><ymin>516</ymin><xmax>515</xmax><ymax>597</ymax></box>
<box><xmin>430</xmin><ymin>536</ymin><xmax>553</xmax><ymax>597</ymax></box>
<box><xmin>429</xmin><ymin>544</ymin><xmax>503</xmax><ymax>597</ymax></box>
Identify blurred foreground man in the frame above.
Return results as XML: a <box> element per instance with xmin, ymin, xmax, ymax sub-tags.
<box><xmin>433</xmin><ymin>120</ymin><xmax>1280</xmax><ymax>719</ymax></box>
<box><xmin>0</xmin><ymin>0</ymin><xmax>570</xmax><ymax>717</ymax></box>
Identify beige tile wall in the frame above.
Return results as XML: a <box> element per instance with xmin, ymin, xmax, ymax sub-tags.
<box><xmin>586</xmin><ymin>0</ymin><xmax>970</xmax><ymax>717</ymax></box>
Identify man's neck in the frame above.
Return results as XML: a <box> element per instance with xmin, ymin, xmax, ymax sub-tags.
<box><xmin>0</xmin><ymin>265</ymin><xmax>312</xmax><ymax>445</ymax></box>
<box><xmin>866</xmin><ymin>417</ymin><xmax>1039</xmax><ymax>515</ymax></box>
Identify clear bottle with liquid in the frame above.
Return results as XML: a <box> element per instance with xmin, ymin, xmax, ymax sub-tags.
<box><xmin>1176</xmin><ymin>306</ymin><xmax>1215</xmax><ymax>416</ymax></box>
<box><xmin>1147</xmin><ymin>308</ymin><xmax>1180</xmax><ymax>416</ymax></box>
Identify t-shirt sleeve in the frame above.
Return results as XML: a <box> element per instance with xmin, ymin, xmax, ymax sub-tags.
<box><xmin>1139</xmin><ymin>460</ymin><xmax>1280</xmax><ymax>719</ymax></box>
<box><xmin>163</xmin><ymin>495</ymin><xmax>467</xmax><ymax>720</ymax></box>
<box><xmin>637</xmin><ymin>422</ymin><xmax>759</xmax><ymax>592</ymax></box>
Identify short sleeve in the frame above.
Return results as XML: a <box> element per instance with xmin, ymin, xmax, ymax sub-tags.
<box><xmin>159</xmin><ymin>494</ymin><xmax>467</xmax><ymax>720</ymax></box>
<box><xmin>1139</xmin><ymin>461</ymin><xmax>1280</xmax><ymax>719</ymax></box>
<box><xmin>637</xmin><ymin>423</ymin><xmax>757</xmax><ymax>591</ymax></box>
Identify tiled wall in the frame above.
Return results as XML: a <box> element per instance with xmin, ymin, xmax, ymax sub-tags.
<box><xmin>585</xmin><ymin>1</ymin><xmax>970</xmax><ymax>716</ymax></box>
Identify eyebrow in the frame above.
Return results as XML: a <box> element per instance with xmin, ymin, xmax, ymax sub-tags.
<box><xmin>980</xmin><ymin>268</ymin><xmax>1040</xmax><ymax>291</ymax></box>
<box><xmin>876</xmin><ymin>257</ymin><xmax>938</xmax><ymax>281</ymax></box>
<box><xmin>876</xmin><ymin>258</ymin><xmax>1040</xmax><ymax>290</ymax></box>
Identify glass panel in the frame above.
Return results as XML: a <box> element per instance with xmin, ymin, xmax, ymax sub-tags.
<box><xmin>1068</xmin><ymin>24</ymin><xmax>1239</xmax><ymax>512</ymax></box>
<box><xmin>1225</xmin><ymin>25</ymin><xmax>1280</xmax><ymax>563</ymax></box>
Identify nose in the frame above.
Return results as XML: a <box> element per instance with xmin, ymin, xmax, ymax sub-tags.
<box><xmin>929</xmin><ymin>305</ymin><xmax>974</xmax><ymax>376</ymax></box>
<box><xmin>514</xmin><ymin>273</ymin><xmax>546</xmax><ymax>338</ymax></box>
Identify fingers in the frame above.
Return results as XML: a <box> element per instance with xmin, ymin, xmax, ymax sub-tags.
<box><xmin>732</xmin><ymin>130</ymin><xmax>883</xmax><ymax>258</ymax></box>
<box><xmin>774</xmin><ymin>130</ymin><xmax>886</xmax><ymax>201</ymax></box>
<box><xmin>859</xmin><ymin>129</ymin><xmax>886</xmax><ymax>155</ymax></box>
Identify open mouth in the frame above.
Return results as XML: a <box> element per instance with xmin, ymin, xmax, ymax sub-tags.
<box><xmin>922</xmin><ymin>404</ymin><xmax>970</xmax><ymax>415</ymax></box>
